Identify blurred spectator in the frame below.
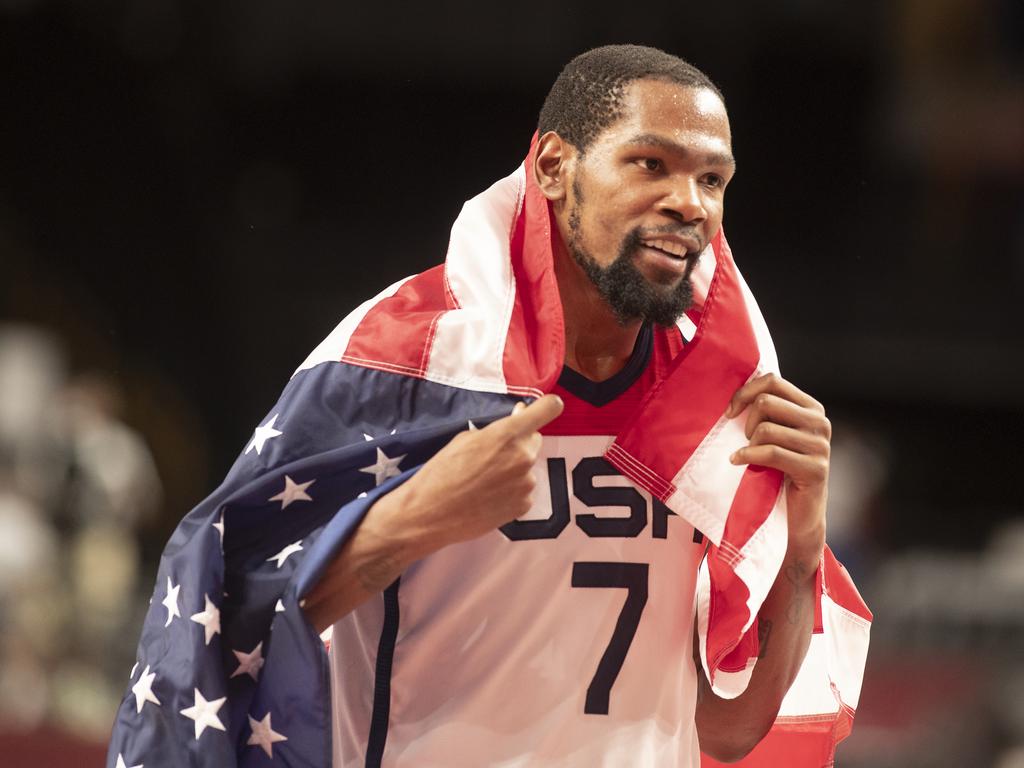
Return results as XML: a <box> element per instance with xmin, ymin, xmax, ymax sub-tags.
<box><xmin>0</xmin><ymin>482</ymin><xmax>59</xmax><ymax>729</ymax></box>
<box><xmin>824</xmin><ymin>417</ymin><xmax>891</xmax><ymax>581</ymax></box>
<box><xmin>59</xmin><ymin>374</ymin><xmax>161</xmax><ymax>530</ymax></box>
<box><xmin>0</xmin><ymin>325</ymin><xmax>161</xmax><ymax>742</ymax></box>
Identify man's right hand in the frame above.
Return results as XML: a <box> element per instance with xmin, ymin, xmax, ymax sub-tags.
<box><xmin>302</xmin><ymin>394</ymin><xmax>564</xmax><ymax>631</ymax></box>
<box><xmin>386</xmin><ymin>394</ymin><xmax>565</xmax><ymax>559</ymax></box>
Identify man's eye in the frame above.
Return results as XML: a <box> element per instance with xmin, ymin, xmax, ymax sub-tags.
<box><xmin>640</xmin><ymin>158</ymin><xmax>662</xmax><ymax>172</ymax></box>
<box><xmin>703</xmin><ymin>174</ymin><xmax>724</xmax><ymax>188</ymax></box>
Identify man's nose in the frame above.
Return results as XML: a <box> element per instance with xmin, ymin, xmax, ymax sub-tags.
<box><xmin>658</xmin><ymin>178</ymin><xmax>707</xmax><ymax>224</ymax></box>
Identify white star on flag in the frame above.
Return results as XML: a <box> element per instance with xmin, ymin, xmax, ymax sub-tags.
<box><xmin>467</xmin><ymin>420</ymin><xmax>478</xmax><ymax>430</ymax></box>
<box><xmin>267</xmin><ymin>540</ymin><xmax>303</xmax><ymax>568</ymax></box>
<box><xmin>269</xmin><ymin>475</ymin><xmax>315</xmax><ymax>509</ymax></box>
<box><xmin>189</xmin><ymin>594</ymin><xmax>221</xmax><ymax>645</ymax></box>
<box><xmin>247</xmin><ymin>711</ymin><xmax>289</xmax><ymax>758</ymax></box>
<box><xmin>115</xmin><ymin>754</ymin><xmax>143</xmax><ymax>768</ymax></box>
<box><xmin>359</xmin><ymin>447</ymin><xmax>406</xmax><ymax>486</ymax></box>
<box><xmin>212</xmin><ymin>511</ymin><xmax>225</xmax><ymax>547</ymax></box>
<box><xmin>161</xmin><ymin>577</ymin><xmax>181</xmax><ymax>627</ymax></box>
<box><xmin>245</xmin><ymin>413</ymin><xmax>283</xmax><ymax>455</ymax></box>
<box><xmin>231</xmin><ymin>641</ymin><xmax>265</xmax><ymax>681</ymax></box>
<box><xmin>275</xmin><ymin>599</ymin><xmax>285</xmax><ymax>613</ymax></box>
<box><xmin>180</xmin><ymin>687</ymin><xmax>227</xmax><ymax>739</ymax></box>
<box><xmin>130</xmin><ymin>664</ymin><xmax>160</xmax><ymax>713</ymax></box>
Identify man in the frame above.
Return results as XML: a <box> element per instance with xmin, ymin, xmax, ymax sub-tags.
<box><xmin>108</xmin><ymin>45</ymin><xmax>869</xmax><ymax>768</ymax></box>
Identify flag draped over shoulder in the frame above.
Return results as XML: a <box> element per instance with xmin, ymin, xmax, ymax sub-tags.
<box><xmin>606</xmin><ymin>228</ymin><xmax>873</xmax><ymax>767</ymax></box>
<box><xmin>107</xmin><ymin>141</ymin><xmax>870</xmax><ymax>768</ymax></box>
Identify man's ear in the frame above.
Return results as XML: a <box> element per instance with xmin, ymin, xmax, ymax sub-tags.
<box><xmin>533</xmin><ymin>132</ymin><xmax>575</xmax><ymax>203</ymax></box>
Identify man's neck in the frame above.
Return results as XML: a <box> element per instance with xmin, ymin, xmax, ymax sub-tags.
<box><xmin>554</xmin><ymin>244</ymin><xmax>643</xmax><ymax>383</ymax></box>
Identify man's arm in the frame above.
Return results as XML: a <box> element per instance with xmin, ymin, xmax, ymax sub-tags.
<box><xmin>302</xmin><ymin>395</ymin><xmax>564</xmax><ymax>633</ymax></box>
<box><xmin>695</xmin><ymin>373</ymin><xmax>830</xmax><ymax>763</ymax></box>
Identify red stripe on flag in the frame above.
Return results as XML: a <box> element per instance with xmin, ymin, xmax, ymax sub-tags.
<box><xmin>343</xmin><ymin>265</ymin><xmax>448</xmax><ymax>377</ymax></box>
<box><xmin>502</xmin><ymin>141</ymin><xmax>564</xmax><ymax>396</ymax></box>
<box><xmin>720</xmin><ymin>465</ymin><xmax>783</xmax><ymax>558</ymax></box>
<box><xmin>823</xmin><ymin>546</ymin><xmax>873</xmax><ymax>623</ymax></box>
<box><xmin>700</xmin><ymin>714</ymin><xmax>844</xmax><ymax>768</ymax></box>
<box><xmin>606</xmin><ymin>232</ymin><xmax>761</xmax><ymax>498</ymax></box>
<box><xmin>705</xmin><ymin>543</ymin><xmax>755</xmax><ymax>673</ymax></box>
<box><xmin>704</xmin><ymin>471</ymin><xmax>780</xmax><ymax>672</ymax></box>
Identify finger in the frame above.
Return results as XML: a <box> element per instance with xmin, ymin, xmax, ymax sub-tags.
<box><xmin>742</xmin><ymin>394</ymin><xmax>831</xmax><ymax>440</ymax></box>
<box><xmin>501</xmin><ymin>394</ymin><xmax>564</xmax><ymax>435</ymax></box>
<box><xmin>729</xmin><ymin>444</ymin><xmax>829</xmax><ymax>486</ymax></box>
<box><xmin>726</xmin><ymin>373</ymin><xmax>823</xmax><ymax>419</ymax></box>
<box><xmin>747</xmin><ymin>422</ymin><xmax>830</xmax><ymax>458</ymax></box>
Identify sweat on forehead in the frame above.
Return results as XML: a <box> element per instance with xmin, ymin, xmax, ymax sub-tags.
<box><xmin>537</xmin><ymin>44</ymin><xmax>724</xmax><ymax>153</ymax></box>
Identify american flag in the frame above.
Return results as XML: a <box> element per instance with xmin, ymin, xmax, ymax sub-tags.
<box><xmin>107</xmin><ymin>359</ymin><xmax>521</xmax><ymax>767</ymax></box>
<box><xmin>108</xmin><ymin>141</ymin><xmax>870</xmax><ymax>767</ymax></box>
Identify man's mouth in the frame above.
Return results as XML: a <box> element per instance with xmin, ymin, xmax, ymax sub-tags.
<box><xmin>639</xmin><ymin>237</ymin><xmax>699</xmax><ymax>261</ymax></box>
<box><xmin>634</xmin><ymin>241</ymin><xmax>699</xmax><ymax>281</ymax></box>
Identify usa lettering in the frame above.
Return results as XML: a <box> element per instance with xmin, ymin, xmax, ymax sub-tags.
<box><xmin>500</xmin><ymin>456</ymin><xmax>703</xmax><ymax>543</ymax></box>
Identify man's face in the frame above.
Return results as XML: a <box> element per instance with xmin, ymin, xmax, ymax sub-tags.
<box><xmin>561</xmin><ymin>79</ymin><xmax>735</xmax><ymax>326</ymax></box>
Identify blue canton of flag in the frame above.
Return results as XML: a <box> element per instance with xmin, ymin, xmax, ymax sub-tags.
<box><xmin>108</xmin><ymin>362</ymin><xmax>517</xmax><ymax>767</ymax></box>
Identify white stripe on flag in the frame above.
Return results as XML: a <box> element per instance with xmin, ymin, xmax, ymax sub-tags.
<box><xmin>665</xmin><ymin>414</ymin><xmax>750</xmax><ymax>546</ymax></box>
<box><xmin>776</xmin><ymin>634</ymin><xmax>839</xmax><ymax>717</ymax></box>
<box><xmin>735</xmin><ymin>262</ymin><xmax>780</xmax><ymax>375</ymax></box>
<box><xmin>424</xmin><ymin>166</ymin><xmax>525</xmax><ymax>393</ymax></box>
<box><xmin>822</xmin><ymin>592</ymin><xmax>871</xmax><ymax>710</ymax></box>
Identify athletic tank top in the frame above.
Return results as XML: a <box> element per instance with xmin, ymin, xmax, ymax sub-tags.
<box><xmin>329</xmin><ymin>324</ymin><xmax>705</xmax><ymax>767</ymax></box>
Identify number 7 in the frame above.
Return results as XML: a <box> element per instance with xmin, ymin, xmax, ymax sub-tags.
<box><xmin>571</xmin><ymin>562</ymin><xmax>649</xmax><ymax>715</ymax></box>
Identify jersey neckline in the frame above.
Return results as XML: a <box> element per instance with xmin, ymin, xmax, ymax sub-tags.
<box><xmin>557</xmin><ymin>323</ymin><xmax>654</xmax><ymax>407</ymax></box>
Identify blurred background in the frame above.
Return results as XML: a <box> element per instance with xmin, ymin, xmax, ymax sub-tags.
<box><xmin>1</xmin><ymin>0</ymin><xmax>1022</xmax><ymax>765</ymax></box>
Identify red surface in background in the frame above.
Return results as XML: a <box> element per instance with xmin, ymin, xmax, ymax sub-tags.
<box><xmin>0</xmin><ymin>726</ymin><xmax>107</xmax><ymax>766</ymax></box>
<box><xmin>853</xmin><ymin>652</ymin><xmax>980</xmax><ymax>730</ymax></box>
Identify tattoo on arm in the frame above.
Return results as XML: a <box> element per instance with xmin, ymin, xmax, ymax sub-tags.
<box><xmin>357</xmin><ymin>554</ymin><xmax>402</xmax><ymax>593</ymax></box>
<box><xmin>784</xmin><ymin>561</ymin><xmax>811</xmax><ymax>626</ymax></box>
<box><xmin>757</xmin><ymin>618</ymin><xmax>773</xmax><ymax>659</ymax></box>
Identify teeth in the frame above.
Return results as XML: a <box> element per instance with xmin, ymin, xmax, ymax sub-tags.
<box><xmin>642</xmin><ymin>239</ymin><xmax>686</xmax><ymax>257</ymax></box>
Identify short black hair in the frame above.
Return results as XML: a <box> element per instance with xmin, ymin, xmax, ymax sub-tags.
<box><xmin>537</xmin><ymin>44</ymin><xmax>723</xmax><ymax>154</ymax></box>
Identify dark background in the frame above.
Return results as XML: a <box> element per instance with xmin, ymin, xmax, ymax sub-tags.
<box><xmin>1</xmin><ymin>0</ymin><xmax>1022</xmax><ymax>763</ymax></box>
<box><xmin>5</xmin><ymin>1</ymin><xmax>1022</xmax><ymax>548</ymax></box>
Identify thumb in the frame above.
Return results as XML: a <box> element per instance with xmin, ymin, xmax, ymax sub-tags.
<box><xmin>502</xmin><ymin>394</ymin><xmax>564</xmax><ymax>435</ymax></box>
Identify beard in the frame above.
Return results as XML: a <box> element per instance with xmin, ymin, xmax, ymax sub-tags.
<box><xmin>567</xmin><ymin>207</ymin><xmax>698</xmax><ymax>328</ymax></box>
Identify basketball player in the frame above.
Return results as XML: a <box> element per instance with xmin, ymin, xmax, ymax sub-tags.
<box><xmin>303</xmin><ymin>45</ymin><xmax>833</xmax><ymax>766</ymax></box>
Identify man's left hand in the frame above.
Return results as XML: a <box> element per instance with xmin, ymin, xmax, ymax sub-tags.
<box><xmin>694</xmin><ymin>373</ymin><xmax>831</xmax><ymax>757</ymax></box>
<box><xmin>725</xmin><ymin>372</ymin><xmax>830</xmax><ymax>553</ymax></box>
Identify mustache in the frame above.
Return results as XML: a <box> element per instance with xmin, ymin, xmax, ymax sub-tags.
<box><xmin>628</xmin><ymin>226</ymin><xmax>705</xmax><ymax>255</ymax></box>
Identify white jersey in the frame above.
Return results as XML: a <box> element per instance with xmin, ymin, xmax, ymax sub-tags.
<box><xmin>330</xmin><ymin>325</ymin><xmax>706</xmax><ymax>767</ymax></box>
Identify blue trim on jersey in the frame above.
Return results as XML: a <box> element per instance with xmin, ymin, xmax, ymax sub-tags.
<box><xmin>557</xmin><ymin>323</ymin><xmax>653</xmax><ymax>407</ymax></box>
<box><xmin>366</xmin><ymin>577</ymin><xmax>401</xmax><ymax>768</ymax></box>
